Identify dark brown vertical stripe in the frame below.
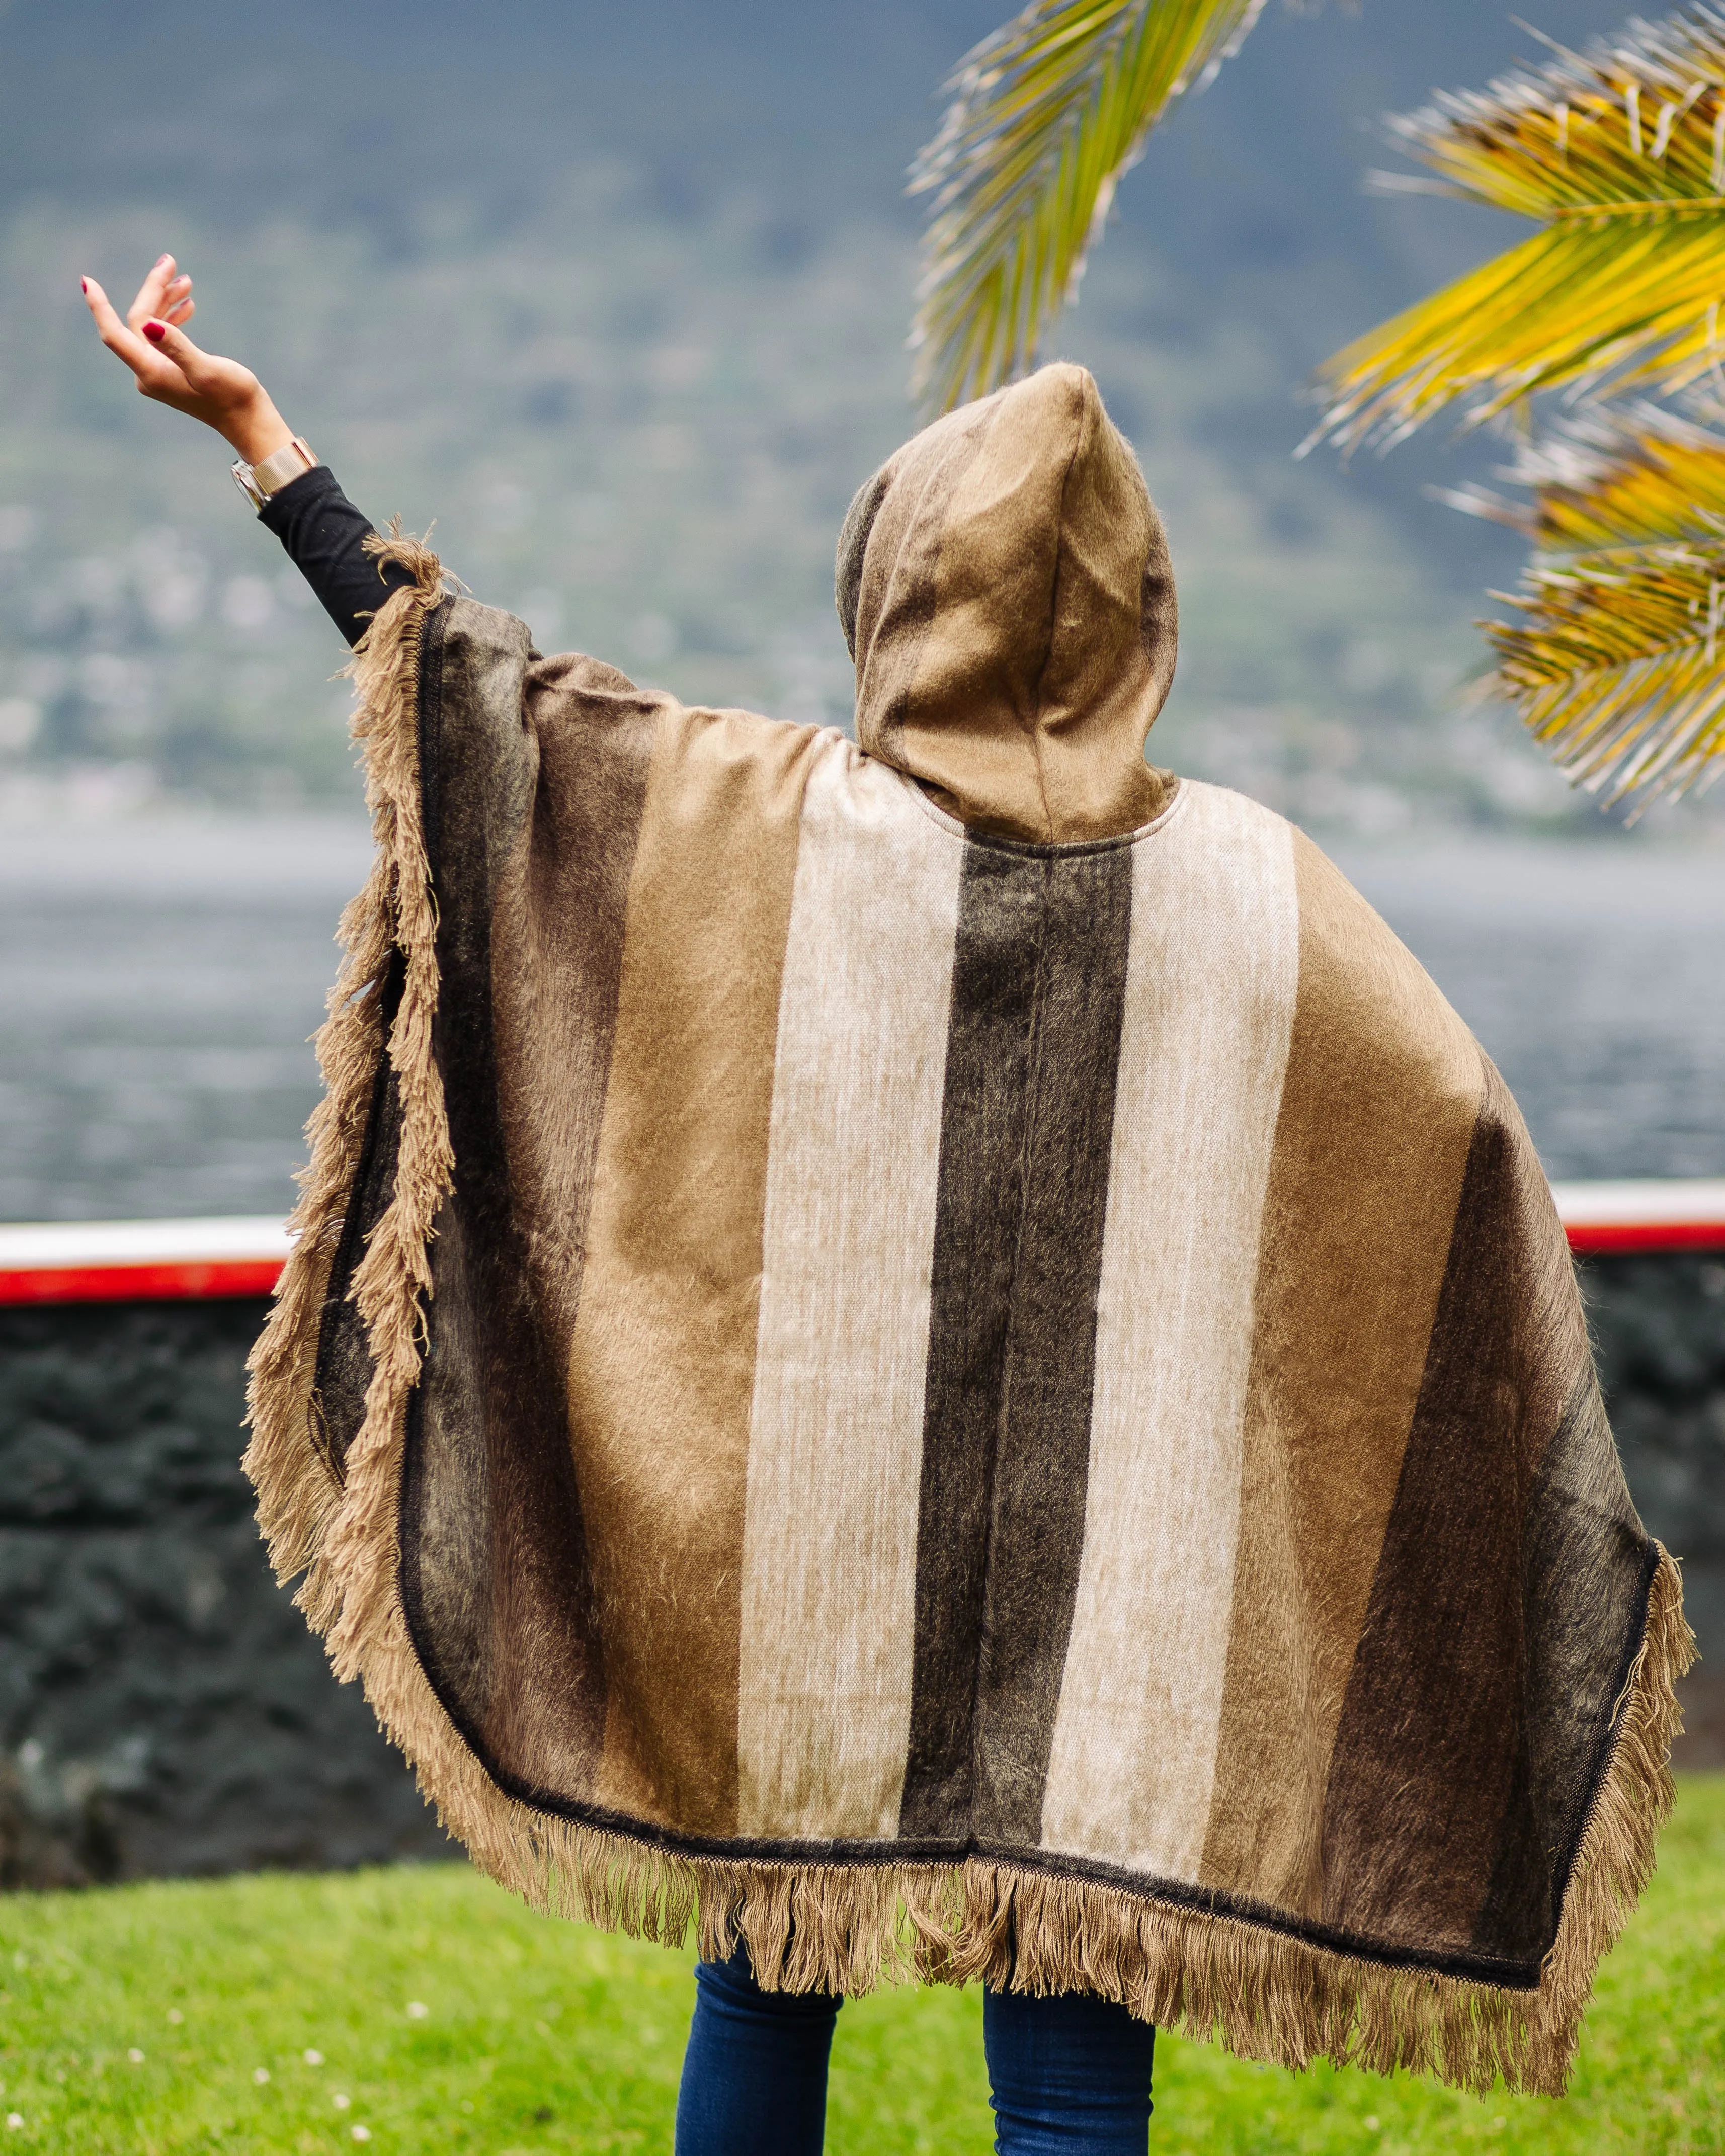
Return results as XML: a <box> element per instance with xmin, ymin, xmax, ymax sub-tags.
<box><xmin>480</xmin><ymin>655</ymin><xmax>661</xmax><ymax>1793</ymax></box>
<box><xmin>1319</xmin><ymin>1060</ymin><xmax>1594</xmax><ymax>1950</ymax></box>
<box><xmin>1472</xmin><ymin>1376</ymin><xmax>1652</xmax><ymax>1960</ymax></box>
<box><xmin>899</xmin><ymin>837</ymin><xmax>1131</xmax><ymax>1844</ymax></box>
<box><xmin>491</xmin><ymin>653</ymin><xmax>663</xmax><ymax>1348</ymax></box>
<box><xmin>976</xmin><ymin>847</ymin><xmax>1132</xmax><ymax>1846</ymax></box>
<box><xmin>898</xmin><ymin>844</ymin><xmax>1032</xmax><ymax>1839</ymax></box>
<box><xmin>398</xmin><ymin>611</ymin><xmax>658</xmax><ymax>1806</ymax></box>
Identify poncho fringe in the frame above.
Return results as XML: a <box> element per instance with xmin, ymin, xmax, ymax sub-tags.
<box><xmin>244</xmin><ymin>535</ymin><xmax>1695</xmax><ymax>2101</ymax></box>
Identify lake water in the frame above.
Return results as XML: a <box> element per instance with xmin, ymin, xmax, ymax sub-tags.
<box><xmin>3</xmin><ymin>816</ymin><xmax>1724</xmax><ymax>1222</ymax></box>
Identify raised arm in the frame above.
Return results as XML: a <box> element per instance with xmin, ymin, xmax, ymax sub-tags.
<box><xmin>81</xmin><ymin>256</ymin><xmax>413</xmax><ymax>646</ymax></box>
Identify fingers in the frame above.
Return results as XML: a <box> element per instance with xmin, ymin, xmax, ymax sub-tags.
<box><xmin>127</xmin><ymin>253</ymin><xmax>185</xmax><ymax>332</ymax></box>
<box><xmin>82</xmin><ymin>262</ymin><xmax>258</xmax><ymax>435</ymax></box>
<box><xmin>154</xmin><ymin>275</ymin><xmax>193</xmax><ymax>327</ymax></box>
<box><xmin>82</xmin><ymin>273</ymin><xmax>200</xmax><ymax>409</ymax></box>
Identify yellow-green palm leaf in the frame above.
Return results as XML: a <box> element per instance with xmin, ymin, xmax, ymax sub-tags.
<box><xmin>1487</xmin><ymin>538</ymin><xmax>1725</xmax><ymax>804</ymax></box>
<box><xmin>1463</xmin><ymin>405</ymin><xmax>1725</xmax><ymax>801</ymax></box>
<box><xmin>1311</xmin><ymin>8</ymin><xmax>1725</xmax><ymax>454</ymax></box>
<box><xmin>1441</xmin><ymin>400</ymin><xmax>1725</xmax><ymax>545</ymax></box>
<box><xmin>910</xmin><ymin>0</ymin><xmax>1268</xmax><ymax>414</ymax></box>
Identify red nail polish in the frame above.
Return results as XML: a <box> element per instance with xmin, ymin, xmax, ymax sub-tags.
<box><xmin>79</xmin><ymin>277</ymin><xmax>88</xmax><ymax>294</ymax></box>
<box><xmin>143</xmin><ymin>319</ymin><xmax>166</xmax><ymax>342</ymax></box>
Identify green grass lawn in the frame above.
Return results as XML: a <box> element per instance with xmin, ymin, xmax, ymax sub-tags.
<box><xmin>1</xmin><ymin>1778</ymin><xmax>1720</xmax><ymax>2154</ymax></box>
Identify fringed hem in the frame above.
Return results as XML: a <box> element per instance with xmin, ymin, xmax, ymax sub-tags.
<box><xmin>242</xmin><ymin>556</ymin><xmax>1696</xmax><ymax>2101</ymax></box>
<box><xmin>1529</xmin><ymin>1547</ymin><xmax>1695</xmax><ymax>2089</ymax></box>
<box><xmin>242</xmin><ymin>521</ymin><xmax>454</xmax><ymax>1698</ymax></box>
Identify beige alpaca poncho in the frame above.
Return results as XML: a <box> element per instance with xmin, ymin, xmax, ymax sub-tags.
<box><xmin>247</xmin><ymin>362</ymin><xmax>1690</xmax><ymax>2096</ymax></box>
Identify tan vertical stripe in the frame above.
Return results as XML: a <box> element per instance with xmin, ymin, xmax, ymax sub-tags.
<box><xmin>1039</xmin><ymin>782</ymin><xmax>1300</xmax><ymax>1881</ymax></box>
<box><xmin>737</xmin><ymin>746</ymin><xmax>963</xmax><ymax>1839</ymax></box>
<box><xmin>1199</xmin><ymin>835</ymin><xmax>1481</xmax><ymax>1910</ymax></box>
<box><xmin>568</xmin><ymin>703</ymin><xmax>825</xmax><ymax>1836</ymax></box>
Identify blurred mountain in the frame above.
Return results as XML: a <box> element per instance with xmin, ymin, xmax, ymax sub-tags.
<box><xmin>0</xmin><ymin>0</ymin><xmax>1695</xmax><ymax>831</ymax></box>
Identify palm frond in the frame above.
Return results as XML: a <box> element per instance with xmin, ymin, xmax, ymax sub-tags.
<box><xmin>1309</xmin><ymin>7</ymin><xmax>1725</xmax><ymax>453</ymax></box>
<box><xmin>1442</xmin><ymin>402</ymin><xmax>1725</xmax><ymax>804</ymax></box>
<box><xmin>910</xmin><ymin>0</ymin><xmax>1268</xmax><ymax>413</ymax></box>
<box><xmin>1440</xmin><ymin>399</ymin><xmax>1725</xmax><ymax>546</ymax></box>
<box><xmin>1485</xmin><ymin>532</ymin><xmax>1725</xmax><ymax>806</ymax></box>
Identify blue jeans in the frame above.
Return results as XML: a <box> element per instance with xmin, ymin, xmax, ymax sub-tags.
<box><xmin>674</xmin><ymin>1944</ymin><xmax>1155</xmax><ymax>2153</ymax></box>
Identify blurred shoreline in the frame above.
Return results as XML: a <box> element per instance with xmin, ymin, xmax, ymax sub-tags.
<box><xmin>2</xmin><ymin>809</ymin><xmax>1723</xmax><ymax>1223</ymax></box>
<box><xmin>0</xmin><ymin>809</ymin><xmax>372</xmax><ymax>896</ymax></box>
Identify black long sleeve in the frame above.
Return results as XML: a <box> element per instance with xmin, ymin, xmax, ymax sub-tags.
<box><xmin>257</xmin><ymin>464</ymin><xmax>417</xmax><ymax>647</ymax></box>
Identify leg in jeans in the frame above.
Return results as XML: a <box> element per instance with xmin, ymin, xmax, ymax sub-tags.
<box><xmin>674</xmin><ymin>1944</ymin><xmax>843</xmax><ymax>2156</ymax></box>
<box><xmin>983</xmin><ymin>1987</ymin><xmax>1156</xmax><ymax>2154</ymax></box>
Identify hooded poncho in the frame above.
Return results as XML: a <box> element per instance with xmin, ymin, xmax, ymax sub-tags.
<box><xmin>247</xmin><ymin>363</ymin><xmax>1691</xmax><ymax>2096</ymax></box>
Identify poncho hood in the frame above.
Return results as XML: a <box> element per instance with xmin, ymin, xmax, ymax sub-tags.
<box><xmin>837</xmin><ymin>363</ymin><xmax>1178</xmax><ymax>842</ymax></box>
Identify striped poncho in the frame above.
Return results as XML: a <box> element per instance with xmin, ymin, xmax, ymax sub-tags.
<box><xmin>248</xmin><ymin>363</ymin><xmax>1689</xmax><ymax>2096</ymax></box>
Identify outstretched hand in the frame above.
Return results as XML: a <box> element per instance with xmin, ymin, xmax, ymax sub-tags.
<box><xmin>81</xmin><ymin>255</ymin><xmax>294</xmax><ymax>466</ymax></box>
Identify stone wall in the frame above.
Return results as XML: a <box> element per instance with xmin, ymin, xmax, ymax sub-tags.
<box><xmin>1582</xmin><ymin>1253</ymin><xmax>1725</xmax><ymax>1766</ymax></box>
<box><xmin>0</xmin><ymin>1298</ymin><xmax>440</xmax><ymax>1888</ymax></box>
<box><xmin>1</xmin><ymin>1264</ymin><xmax>1720</xmax><ymax>1888</ymax></box>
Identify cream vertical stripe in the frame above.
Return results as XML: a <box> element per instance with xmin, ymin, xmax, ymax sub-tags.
<box><xmin>1040</xmin><ymin>783</ymin><xmax>1300</xmax><ymax>1880</ymax></box>
<box><xmin>738</xmin><ymin>747</ymin><xmax>963</xmax><ymax>1840</ymax></box>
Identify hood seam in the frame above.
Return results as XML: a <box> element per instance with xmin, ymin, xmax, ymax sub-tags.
<box><xmin>889</xmin><ymin>763</ymin><xmax>1191</xmax><ymax>855</ymax></box>
<box><xmin>1025</xmin><ymin>377</ymin><xmax>1090</xmax><ymax>845</ymax></box>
